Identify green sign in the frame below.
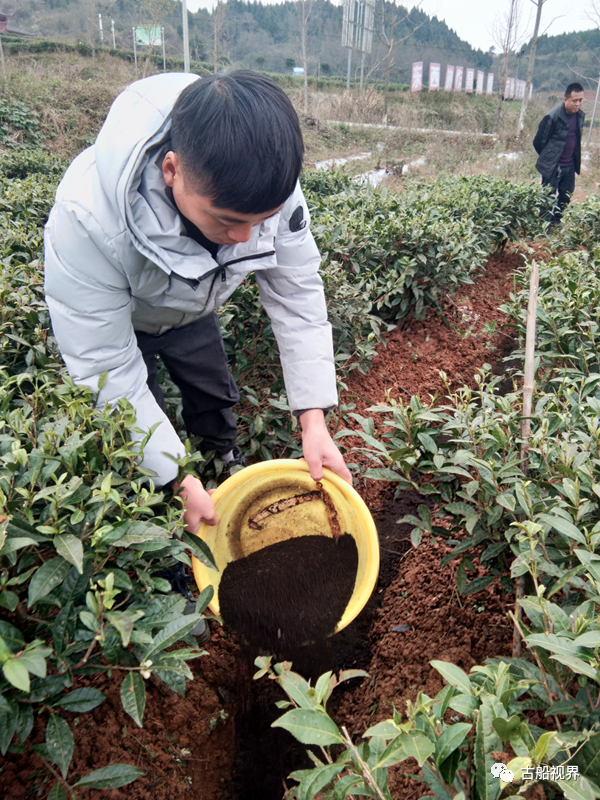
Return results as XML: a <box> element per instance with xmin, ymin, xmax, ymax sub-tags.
<box><xmin>135</xmin><ymin>26</ymin><xmax>162</xmax><ymax>46</ymax></box>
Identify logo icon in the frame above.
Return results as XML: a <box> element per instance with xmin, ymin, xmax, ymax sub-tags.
<box><xmin>491</xmin><ymin>763</ymin><xmax>514</xmax><ymax>783</ymax></box>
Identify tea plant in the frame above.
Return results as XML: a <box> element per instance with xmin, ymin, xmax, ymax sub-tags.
<box><xmin>557</xmin><ymin>196</ymin><xmax>600</xmax><ymax>251</ymax></box>
<box><xmin>335</xmin><ymin>252</ymin><xmax>600</xmax><ymax>796</ymax></box>
<box><xmin>304</xmin><ymin>172</ymin><xmax>552</xmax><ymax>323</ymax></box>
<box><xmin>261</xmin><ymin>657</ymin><xmax>595</xmax><ymax>800</ymax></box>
<box><xmin>0</xmin><ymin>98</ymin><xmax>43</xmax><ymax>148</ymax></box>
<box><xmin>0</xmin><ymin>156</ymin><xmax>217</xmax><ymax>795</ymax></box>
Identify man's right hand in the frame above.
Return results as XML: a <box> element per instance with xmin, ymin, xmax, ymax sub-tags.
<box><xmin>174</xmin><ymin>474</ymin><xmax>218</xmax><ymax>531</ymax></box>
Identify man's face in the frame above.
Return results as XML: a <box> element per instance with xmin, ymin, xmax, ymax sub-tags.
<box><xmin>564</xmin><ymin>91</ymin><xmax>584</xmax><ymax>115</ymax></box>
<box><xmin>162</xmin><ymin>152</ymin><xmax>282</xmax><ymax>246</ymax></box>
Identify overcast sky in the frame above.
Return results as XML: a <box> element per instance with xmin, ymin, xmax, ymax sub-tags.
<box><xmin>183</xmin><ymin>0</ymin><xmax>597</xmax><ymax>51</ymax></box>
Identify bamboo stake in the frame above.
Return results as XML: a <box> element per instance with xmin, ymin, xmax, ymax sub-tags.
<box><xmin>0</xmin><ymin>34</ymin><xmax>6</xmax><ymax>94</ymax></box>
<box><xmin>513</xmin><ymin>261</ymin><xmax>539</xmax><ymax>658</ymax></box>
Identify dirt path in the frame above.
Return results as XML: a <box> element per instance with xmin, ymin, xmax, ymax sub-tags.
<box><xmin>1</xmin><ymin>248</ymin><xmax>523</xmax><ymax>800</ymax></box>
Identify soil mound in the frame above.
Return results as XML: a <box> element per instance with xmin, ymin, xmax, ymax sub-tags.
<box><xmin>218</xmin><ymin>534</ymin><xmax>358</xmax><ymax>657</ymax></box>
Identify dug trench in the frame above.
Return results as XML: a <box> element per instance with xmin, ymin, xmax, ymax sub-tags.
<box><xmin>0</xmin><ymin>248</ymin><xmax>524</xmax><ymax>800</ymax></box>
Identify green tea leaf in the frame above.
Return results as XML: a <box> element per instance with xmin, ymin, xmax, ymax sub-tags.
<box><xmin>47</xmin><ymin>783</ymin><xmax>66</xmax><ymax>800</ymax></box>
<box><xmin>538</xmin><ymin>513</ymin><xmax>586</xmax><ymax>545</ymax></box>
<box><xmin>556</xmin><ymin>776</ymin><xmax>600</xmax><ymax>800</ymax></box>
<box><xmin>0</xmin><ymin>699</ymin><xmax>18</xmax><ymax>756</ymax></box>
<box><xmin>296</xmin><ymin>763</ymin><xmax>345</xmax><ymax>800</ymax></box>
<box><xmin>45</xmin><ymin>714</ymin><xmax>74</xmax><ymax>778</ymax></box>
<box><xmin>120</xmin><ymin>672</ymin><xmax>146</xmax><ymax>728</ymax></box>
<box><xmin>475</xmin><ymin>695</ymin><xmax>503</xmax><ymax>800</ymax></box>
<box><xmin>430</xmin><ymin>661</ymin><xmax>473</xmax><ymax>695</ymax></box>
<box><xmin>142</xmin><ymin>614</ymin><xmax>205</xmax><ymax>660</ymax></box>
<box><xmin>3</xmin><ymin>659</ymin><xmax>30</xmax><ymax>692</ymax></box>
<box><xmin>53</xmin><ymin>535</ymin><xmax>84</xmax><ymax>574</ymax></box>
<box><xmin>181</xmin><ymin>531</ymin><xmax>217</xmax><ymax>570</ymax></box>
<box><xmin>54</xmin><ymin>688</ymin><xmax>106</xmax><ymax>714</ymax></box>
<box><xmin>27</xmin><ymin>558</ymin><xmax>71</xmax><ymax>607</ymax></box>
<box><xmin>272</xmin><ymin>708</ymin><xmax>343</xmax><ymax>745</ymax></box>
<box><xmin>435</xmin><ymin>722</ymin><xmax>472</xmax><ymax>765</ymax></box>
<box><xmin>75</xmin><ymin>764</ymin><xmax>145</xmax><ymax>789</ymax></box>
<box><xmin>16</xmin><ymin>704</ymin><xmax>34</xmax><ymax>744</ymax></box>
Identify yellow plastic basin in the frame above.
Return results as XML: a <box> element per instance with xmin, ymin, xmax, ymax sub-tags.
<box><xmin>191</xmin><ymin>459</ymin><xmax>379</xmax><ymax>635</ymax></box>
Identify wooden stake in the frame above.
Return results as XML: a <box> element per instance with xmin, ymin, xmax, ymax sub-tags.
<box><xmin>513</xmin><ymin>261</ymin><xmax>539</xmax><ymax>658</ymax></box>
<box><xmin>0</xmin><ymin>34</ymin><xmax>6</xmax><ymax>94</ymax></box>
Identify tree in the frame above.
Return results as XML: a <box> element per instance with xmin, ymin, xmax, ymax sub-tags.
<box><xmin>295</xmin><ymin>0</ymin><xmax>311</xmax><ymax>113</ymax></box>
<box><xmin>491</xmin><ymin>0</ymin><xmax>526</xmax><ymax>133</ymax></box>
<box><xmin>255</xmin><ymin>55</ymin><xmax>266</xmax><ymax>69</ymax></box>
<box><xmin>135</xmin><ymin>0</ymin><xmax>173</xmax><ymax>77</ymax></box>
<box><xmin>377</xmin><ymin>0</ymin><xmax>424</xmax><ymax>121</ymax></box>
<box><xmin>212</xmin><ymin>0</ymin><xmax>227</xmax><ymax>74</ymax></box>
<box><xmin>285</xmin><ymin>57</ymin><xmax>296</xmax><ymax>71</ymax></box>
<box><xmin>517</xmin><ymin>0</ymin><xmax>549</xmax><ymax>134</ymax></box>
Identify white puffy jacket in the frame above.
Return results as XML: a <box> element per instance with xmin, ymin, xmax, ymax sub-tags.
<box><xmin>44</xmin><ymin>73</ymin><xmax>337</xmax><ymax>487</ymax></box>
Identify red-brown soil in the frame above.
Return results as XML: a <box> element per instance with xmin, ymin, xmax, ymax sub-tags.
<box><xmin>1</xmin><ymin>247</ymin><xmax>523</xmax><ymax>800</ymax></box>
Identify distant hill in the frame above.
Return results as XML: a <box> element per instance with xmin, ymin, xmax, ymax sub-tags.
<box><xmin>496</xmin><ymin>26</ymin><xmax>598</xmax><ymax>95</ymax></box>
<box><xmin>9</xmin><ymin>0</ymin><xmax>492</xmax><ymax>84</ymax></box>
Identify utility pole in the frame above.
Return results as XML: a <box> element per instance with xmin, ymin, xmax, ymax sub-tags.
<box><xmin>133</xmin><ymin>27</ymin><xmax>138</xmax><ymax>76</ymax></box>
<box><xmin>589</xmin><ymin>74</ymin><xmax>600</xmax><ymax>146</ymax></box>
<box><xmin>111</xmin><ymin>18</ymin><xmax>115</xmax><ymax>48</ymax></box>
<box><xmin>181</xmin><ymin>0</ymin><xmax>190</xmax><ymax>72</ymax></box>
<box><xmin>162</xmin><ymin>27</ymin><xmax>166</xmax><ymax>72</ymax></box>
<box><xmin>98</xmin><ymin>13</ymin><xmax>103</xmax><ymax>43</ymax></box>
<box><xmin>346</xmin><ymin>48</ymin><xmax>352</xmax><ymax>90</ymax></box>
<box><xmin>517</xmin><ymin>0</ymin><xmax>546</xmax><ymax>135</ymax></box>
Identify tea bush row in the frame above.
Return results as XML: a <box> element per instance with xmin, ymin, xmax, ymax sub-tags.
<box><xmin>221</xmin><ymin>171</ymin><xmax>552</xmax><ymax>449</ymax></box>
<box><xmin>306</xmin><ymin>172</ymin><xmax>552</xmax><ymax>322</ymax></box>
<box><xmin>332</xmin><ymin>250</ymin><xmax>600</xmax><ymax>799</ymax></box>
<box><xmin>558</xmin><ymin>195</ymin><xmax>600</xmax><ymax>251</ymax></box>
<box><xmin>0</xmin><ymin>157</ymin><xmax>218</xmax><ymax>794</ymax></box>
<box><xmin>260</xmin><ymin>656</ymin><xmax>592</xmax><ymax>800</ymax></box>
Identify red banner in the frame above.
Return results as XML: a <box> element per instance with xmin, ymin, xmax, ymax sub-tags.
<box><xmin>429</xmin><ymin>62</ymin><xmax>441</xmax><ymax>91</ymax></box>
<box><xmin>465</xmin><ymin>68</ymin><xmax>475</xmax><ymax>93</ymax></box>
<box><xmin>486</xmin><ymin>73</ymin><xmax>494</xmax><ymax>95</ymax></box>
<box><xmin>476</xmin><ymin>70</ymin><xmax>484</xmax><ymax>95</ymax></box>
<box><xmin>411</xmin><ymin>61</ymin><xmax>423</xmax><ymax>92</ymax></box>
<box><xmin>454</xmin><ymin>66</ymin><xmax>464</xmax><ymax>92</ymax></box>
<box><xmin>444</xmin><ymin>65</ymin><xmax>455</xmax><ymax>92</ymax></box>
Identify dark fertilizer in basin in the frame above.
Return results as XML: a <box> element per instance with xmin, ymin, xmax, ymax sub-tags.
<box><xmin>218</xmin><ymin>533</ymin><xmax>358</xmax><ymax>657</ymax></box>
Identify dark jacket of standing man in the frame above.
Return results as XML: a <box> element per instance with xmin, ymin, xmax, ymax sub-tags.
<box><xmin>533</xmin><ymin>82</ymin><xmax>585</xmax><ymax>221</ymax></box>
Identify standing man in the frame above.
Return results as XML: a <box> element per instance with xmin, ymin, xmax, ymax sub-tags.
<box><xmin>44</xmin><ymin>70</ymin><xmax>352</xmax><ymax>540</ymax></box>
<box><xmin>533</xmin><ymin>82</ymin><xmax>585</xmax><ymax>224</ymax></box>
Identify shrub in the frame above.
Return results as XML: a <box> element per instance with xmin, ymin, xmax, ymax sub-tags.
<box><xmin>337</xmin><ymin>251</ymin><xmax>600</xmax><ymax>797</ymax></box>
<box><xmin>0</xmin><ymin>174</ymin><xmax>215</xmax><ymax>795</ymax></box>
<box><xmin>558</xmin><ymin>195</ymin><xmax>600</xmax><ymax>251</ymax></box>
<box><xmin>260</xmin><ymin>657</ymin><xmax>595</xmax><ymax>800</ymax></box>
<box><xmin>0</xmin><ymin>149</ymin><xmax>67</xmax><ymax>180</ymax></box>
<box><xmin>304</xmin><ymin>172</ymin><xmax>551</xmax><ymax>322</ymax></box>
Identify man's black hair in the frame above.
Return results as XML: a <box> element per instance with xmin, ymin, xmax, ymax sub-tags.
<box><xmin>565</xmin><ymin>82</ymin><xmax>584</xmax><ymax>97</ymax></box>
<box><xmin>170</xmin><ymin>70</ymin><xmax>304</xmax><ymax>214</ymax></box>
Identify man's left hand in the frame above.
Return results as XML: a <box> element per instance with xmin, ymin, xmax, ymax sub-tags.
<box><xmin>299</xmin><ymin>409</ymin><xmax>353</xmax><ymax>485</ymax></box>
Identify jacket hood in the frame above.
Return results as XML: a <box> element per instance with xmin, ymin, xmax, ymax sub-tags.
<box><xmin>95</xmin><ymin>73</ymin><xmax>199</xmax><ymax>216</ymax></box>
<box><xmin>94</xmin><ymin>73</ymin><xmax>214</xmax><ymax>278</ymax></box>
<box><xmin>93</xmin><ymin>72</ymin><xmax>279</xmax><ymax>280</ymax></box>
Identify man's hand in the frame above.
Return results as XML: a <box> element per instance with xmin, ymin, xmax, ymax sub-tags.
<box><xmin>174</xmin><ymin>474</ymin><xmax>218</xmax><ymax>532</ymax></box>
<box><xmin>299</xmin><ymin>409</ymin><xmax>353</xmax><ymax>485</ymax></box>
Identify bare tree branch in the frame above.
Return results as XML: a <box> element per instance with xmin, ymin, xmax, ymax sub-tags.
<box><xmin>376</xmin><ymin>0</ymin><xmax>425</xmax><ymax>118</ymax></box>
<box><xmin>492</xmin><ymin>0</ymin><xmax>525</xmax><ymax>133</ymax></box>
<box><xmin>295</xmin><ymin>0</ymin><xmax>312</xmax><ymax>113</ymax></box>
<box><xmin>518</xmin><ymin>0</ymin><xmax>550</xmax><ymax>135</ymax></box>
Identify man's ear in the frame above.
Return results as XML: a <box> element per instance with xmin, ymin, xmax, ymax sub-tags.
<box><xmin>162</xmin><ymin>151</ymin><xmax>180</xmax><ymax>188</ymax></box>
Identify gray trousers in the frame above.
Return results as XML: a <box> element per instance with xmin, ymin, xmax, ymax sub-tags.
<box><xmin>135</xmin><ymin>313</ymin><xmax>239</xmax><ymax>454</ymax></box>
<box><xmin>542</xmin><ymin>163</ymin><xmax>575</xmax><ymax>222</ymax></box>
